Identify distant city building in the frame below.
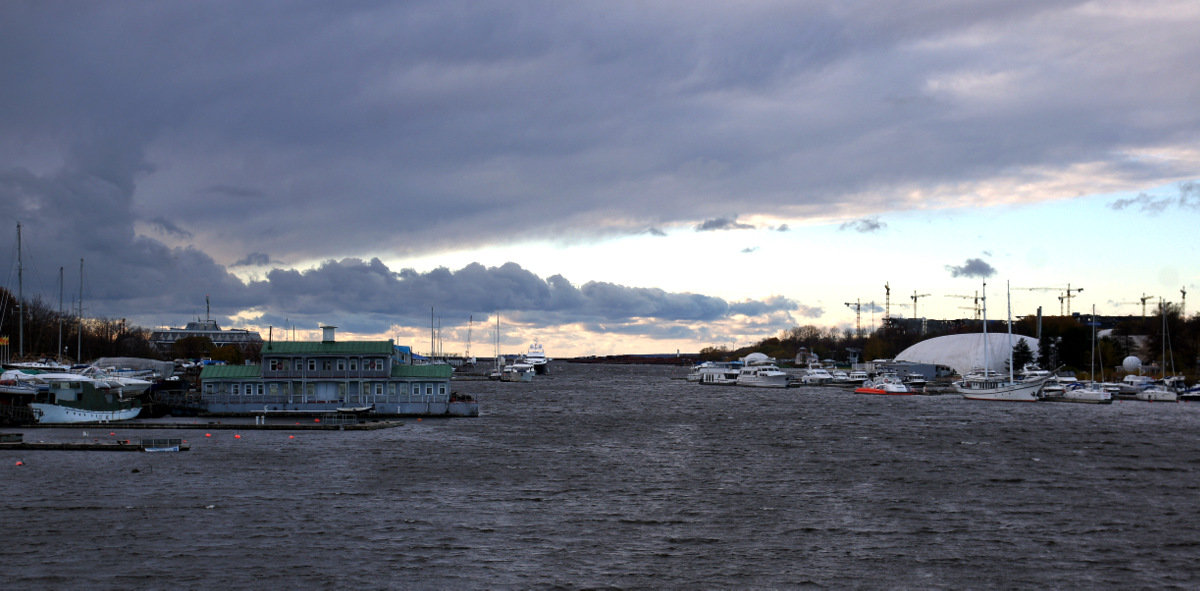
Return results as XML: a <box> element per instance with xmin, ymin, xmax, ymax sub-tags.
<box><xmin>149</xmin><ymin>319</ymin><xmax>263</xmax><ymax>354</ymax></box>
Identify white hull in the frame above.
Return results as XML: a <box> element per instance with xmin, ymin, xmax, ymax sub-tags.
<box><xmin>1135</xmin><ymin>388</ymin><xmax>1177</xmax><ymax>402</ymax></box>
<box><xmin>1045</xmin><ymin>386</ymin><xmax>1112</xmax><ymax>404</ymax></box>
<box><xmin>956</xmin><ymin>378</ymin><xmax>1046</xmax><ymax>402</ymax></box>
<box><xmin>30</xmin><ymin>402</ymin><xmax>141</xmax><ymax>424</ymax></box>
<box><xmin>736</xmin><ymin>374</ymin><xmax>790</xmax><ymax>388</ymax></box>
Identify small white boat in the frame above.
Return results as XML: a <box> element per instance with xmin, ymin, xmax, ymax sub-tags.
<box><xmin>1135</xmin><ymin>386</ymin><xmax>1178</xmax><ymax>402</ymax></box>
<box><xmin>1045</xmin><ymin>382</ymin><xmax>1113</xmax><ymax>404</ymax></box>
<box><xmin>500</xmin><ymin>362</ymin><xmax>535</xmax><ymax>382</ymax></box>
<box><xmin>855</xmin><ymin>374</ymin><xmax>913</xmax><ymax>395</ymax></box>
<box><xmin>688</xmin><ymin>361</ymin><xmax>741</xmax><ymax>385</ymax></box>
<box><xmin>800</xmin><ymin>368</ymin><xmax>834</xmax><ymax>385</ymax></box>
<box><xmin>830</xmin><ymin>371</ymin><xmax>853</xmax><ymax>383</ymax></box>
<box><xmin>847</xmin><ymin>370</ymin><xmax>869</xmax><ymax>383</ymax></box>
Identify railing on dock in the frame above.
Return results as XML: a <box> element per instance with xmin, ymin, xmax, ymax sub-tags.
<box><xmin>140</xmin><ymin>438</ymin><xmax>184</xmax><ymax>452</ymax></box>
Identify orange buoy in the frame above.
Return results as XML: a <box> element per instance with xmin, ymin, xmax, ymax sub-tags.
<box><xmin>314</xmin><ymin>418</ymin><xmax>320</xmax><ymax>423</ymax></box>
<box><xmin>234</xmin><ymin>434</ymin><xmax>242</xmax><ymax>439</ymax></box>
<box><xmin>205</xmin><ymin>433</ymin><xmax>212</xmax><ymax>437</ymax></box>
<box><xmin>288</xmin><ymin>435</ymin><xmax>295</xmax><ymax>439</ymax></box>
<box><xmin>15</xmin><ymin>461</ymin><xmax>23</xmax><ymax>466</ymax></box>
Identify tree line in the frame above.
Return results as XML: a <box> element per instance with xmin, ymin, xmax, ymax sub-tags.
<box><xmin>705</xmin><ymin>304</ymin><xmax>1199</xmax><ymax>380</ymax></box>
<box><xmin>0</xmin><ymin>286</ymin><xmax>257</xmax><ymax>365</ymax></box>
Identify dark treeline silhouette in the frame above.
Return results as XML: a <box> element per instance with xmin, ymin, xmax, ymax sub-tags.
<box><xmin>0</xmin><ymin>286</ymin><xmax>259</xmax><ymax>364</ymax></box>
<box><xmin>711</xmin><ymin>306</ymin><xmax>1199</xmax><ymax>380</ymax></box>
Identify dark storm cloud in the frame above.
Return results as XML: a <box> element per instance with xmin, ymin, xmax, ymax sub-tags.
<box><xmin>1108</xmin><ymin>181</ymin><xmax>1200</xmax><ymax>214</ymax></box>
<box><xmin>232</xmin><ymin>252</ymin><xmax>272</xmax><ymax>267</ymax></box>
<box><xmin>946</xmin><ymin>258</ymin><xmax>996</xmax><ymax>278</ymax></box>
<box><xmin>728</xmin><ymin>296</ymin><xmax>797</xmax><ymax>317</ymax></box>
<box><xmin>839</xmin><ymin>217</ymin><xmax>886</xmax><ymax>233</ymax></box>
<box><xmin>1</xmin><ymin>2</ymin><xmax>1198</xmax><ymax>340</ymax></box>
<box><xmin>696</xmin><ymin>217</ymin><xmax>755</xmax><ymax>232</ymax></box>
<box><xmin>244</xmin><ymin>258</ymin><xmax>765</xmax><ymax>333</ymax></box>
<box><xmin>147</xmin><ymin>217</ymin><xmax>193</xmax><ymax>239</ymax></box>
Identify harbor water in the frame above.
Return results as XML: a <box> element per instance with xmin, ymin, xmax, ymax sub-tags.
<box><xmin>3</xmin><ymin>363</ymin><xmax>1200</xmax><ymax>589</ymax></box>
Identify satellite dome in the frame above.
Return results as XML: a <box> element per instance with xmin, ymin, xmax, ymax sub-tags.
<box><xmin>1122</xmin><ymin>356</ymin><xmax>1142</xmax><ymax>373</ymax></box>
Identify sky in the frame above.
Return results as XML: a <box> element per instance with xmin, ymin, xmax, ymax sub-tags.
<box><xmin>2</xmin><ymin>1</ymin><xmax>1199</xmax><ymax>358</ymax></box>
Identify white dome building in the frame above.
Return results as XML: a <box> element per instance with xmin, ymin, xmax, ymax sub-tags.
<box><xmin>895</xmin><ymin>333</ymin><xmax>1039</xmax><ymax>377</ymax></box>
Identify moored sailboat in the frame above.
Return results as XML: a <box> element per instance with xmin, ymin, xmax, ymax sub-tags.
<box><xmin>955</xmin><ymin>281</ymin><xmax>1053</xmax><ymax>402</ymax></box>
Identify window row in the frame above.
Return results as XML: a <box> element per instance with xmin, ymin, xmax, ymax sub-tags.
<box><xmin>203</xmin><ymin>381</ymin><xmax>447</xmax><ymax>396</ymax></box>
<box><xmin>266</xmin><ymin>357</ymin><xmax>389</xmax><ymax>372</ymax></box>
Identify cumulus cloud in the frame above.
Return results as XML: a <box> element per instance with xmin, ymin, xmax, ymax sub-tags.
<box><xmin>232</xmin><ymin>252</ymin><xmax>272</xmax><ymax>267</ymax></box>
<box><xmin>945</xmin><ymin>258</ymin><xmax>996</xmax><ymax>278</ymax></box>
<box><xmin>741</xmin><ymin>247</ymin><xmax>759</xmax><ymax>253</ymax></box>
<box><xmin>839</xmin><ymin>217</ymin><xmax>886</xmax><ymax>233</ymax></box>
<box><xmin>1109</xmin><ymin>181</ymin><xmax>1200</xmax><ymax>214</ymax></box>
<box><xmin>146</xmin><ymin>216</ymin><xmax>192</xmax><ymax>239</ymax></box>
<box><xmin>696</xmin><ymin>217</ymin><xmax>755</xmax><ymax>231</ymax></box>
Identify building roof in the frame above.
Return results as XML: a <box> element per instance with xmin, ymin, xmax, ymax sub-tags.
<box><xmin>200</xmin><ymin>365</ymin><xmax>262</xmax><ymax>380</ymax></box>
<box><xmin>261</xmin><ymin>341</ymin><xmax>395</xmax><ymax>355</ymax></box>
<box><xmin>894</xmin><ymin>332</ymin><xmax>1038</xmax><ymax>376</ymax></box>
<box><xmin>392</xmin><ymin>364</ymin><xmax>453</xmax><ymax>378</ymax></box>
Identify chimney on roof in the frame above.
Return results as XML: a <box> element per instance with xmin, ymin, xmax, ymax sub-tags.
<box><xmin>321</xmin><ymin>325</ymin><xmax>337</xmax><ymax>343</ymax></box>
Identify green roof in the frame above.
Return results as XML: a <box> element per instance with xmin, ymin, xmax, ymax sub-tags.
<box><xmin>261</xmin><ymin>341</ymin><xmax>395</xmax><ymax>355</ymax></box>
<box><xmin>392</xmin><ymin>364</ymin><xmax>453</xmax><ymax>378</ymax></box>
<box><xmin>200</xmin><ymin>365</ymin><xmax>262</xmax><ymax>380</ymax></box>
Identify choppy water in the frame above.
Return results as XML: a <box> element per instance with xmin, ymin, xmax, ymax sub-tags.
<box><xmin>4</xmin><ymin>363</ymin><xmax>1200</xmax><ymax>589</ymax></box>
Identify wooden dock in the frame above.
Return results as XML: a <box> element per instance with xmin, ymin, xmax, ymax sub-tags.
<box><xmin>13</xmin><ymin>419</ymin><xmax>408</xmax><ymax>431</ymax></box>
<box><xmin>0</xmin><ymin>437</ymin><xmax>190</xmax><ymax>452</ymax></box>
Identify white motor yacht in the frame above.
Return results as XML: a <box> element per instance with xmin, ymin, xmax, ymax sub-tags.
<box><xmin>800</xmin><ymin>368</ymin><xmax>834</xmax><ymax>385</ymax></box>
<box><xmin>736</xmin><ymin>354</ymin><xmax>789</xmax><ymax>388</ymax></box>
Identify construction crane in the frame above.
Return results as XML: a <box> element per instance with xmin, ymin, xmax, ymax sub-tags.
<box><xmin>1139</xmin><ymin>293</ymin><xmax>1155</xmax><ymax>319</ymax></box>
<box><xmin>884</xmin><ymin>282</ymin><xmax>891</xmax><ymax>321</ymax></box>
<box><xmin>910</xmin><ymin>291</ymin><xmax>931</xmax><ymax>319</ymax></box>
<box><xmin>845</xmin><ymin>299</ymin><xmax>864</xmax><ymax>338</ymax></box>
<box><xmin>1016</xmin><ymin>284</ymin><xmax>1084</xmax><ymax>315</ymax></box>
<box><xmin>945</xmin><ymin>292</ymin><xmax>981</xmax><ymax>320</ymax></box>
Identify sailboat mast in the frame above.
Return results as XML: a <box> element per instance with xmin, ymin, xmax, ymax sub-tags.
<box><xmin>58</xmin><ymin>266</ymin><xmax>63</xmax><ymax>362</ymax></box>
<box><xmin>1007</xmin><ymin>280</ymin><xmax>1013</xmax><ymax>383</ymax></box>
<box><xmin>1090</xmin><ymin>304</ymin><xmax>1096</xmax><ymax>382</ymax></box>
<box><xmin>77</xmin><ymin>258</ymin><xmax>83</xmax><ymax>361</ymax></box>
<box><xmin>16</xmin><ymin>222</ymin><xmax>22</xmax><ymax>357</ymax></box>
<box><xmin>981</xmin><ymin>280</ymin><xmax>988</xmax><ymax>375</ymax></box>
